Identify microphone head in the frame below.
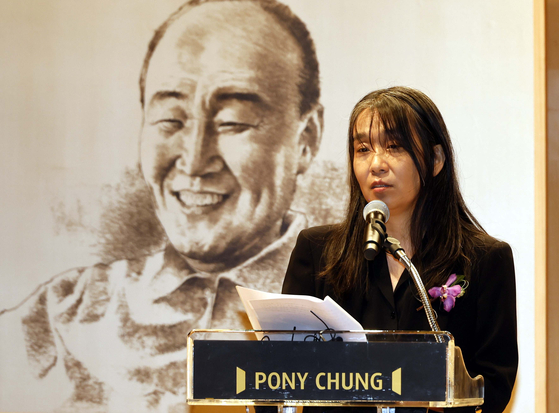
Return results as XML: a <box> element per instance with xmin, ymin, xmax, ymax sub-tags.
<box><xmin>363</xmin><ymin>200</ymin><xmax>390</xmax><ymax>222</ymax></box>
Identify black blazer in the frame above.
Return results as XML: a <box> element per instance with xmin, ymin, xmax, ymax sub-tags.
<box><xmin>281</xmin><ymin>225</ymin><xmax>518</xmax><ymax>413</ymax></box>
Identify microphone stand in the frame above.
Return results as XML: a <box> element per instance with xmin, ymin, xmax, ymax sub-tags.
<box><xmin>383</xmin><ymin>237</ymin><xmax>443</xmax><ymax>343</ymax></box>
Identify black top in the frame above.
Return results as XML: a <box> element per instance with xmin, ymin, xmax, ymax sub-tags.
<box><xmin>281</xmin><ymin>225</ymin><xmax>518</xmax><ymax>413</ymax></box>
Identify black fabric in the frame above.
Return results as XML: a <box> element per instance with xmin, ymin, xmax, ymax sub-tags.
<box><xmin>279</xmin><ymin>225</ymin><xmax>518</xmax><ymax>413</ymax></box>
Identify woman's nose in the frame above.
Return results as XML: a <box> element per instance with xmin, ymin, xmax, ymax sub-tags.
<box><xmin>175</xmin><ymin>120</ymin><xmax>224</xmax><ymax>176</ymax></box>
<box><xmin>369</xmin><ymin>151</ymin><xmax>388</xmax><ymax>175</ymax></box>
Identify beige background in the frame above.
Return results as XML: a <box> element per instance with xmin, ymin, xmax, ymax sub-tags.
<box><xmin>0</xmin><ymin>0</ymin><xmax>534</xmax><ymax>412</ymax></box>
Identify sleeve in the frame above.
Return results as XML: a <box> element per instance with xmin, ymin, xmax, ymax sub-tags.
<box><xmin>281</xmin><ymin>229</ymin><xmax>320</xmax><ymax>296</ymax></box>
<box><xmin>0</xmin><ymin>270</ymin><xmax>81</xmax><ymax>411</ymax></box>
<box><xmin>465</xmin><ymin>241</ymin><xmax>518</xmax><ymax>413</ymax></box>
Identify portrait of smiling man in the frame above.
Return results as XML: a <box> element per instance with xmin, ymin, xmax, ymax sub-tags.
<box><xmin>140</xmin><ymin>0</ymin><xmax>322</xmax><ymax>277</ymax></box>
<box><xmin>138</xmin><ymin>0</ymin><xmax>323</xmax><ymax>328</ymax></box>
<box><xmin>0</xmin><ymin>0</ymin><xmax>322</xmax><ymax>411</ymax></box>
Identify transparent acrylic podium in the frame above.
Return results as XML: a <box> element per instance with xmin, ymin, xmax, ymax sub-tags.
<box><xmin>186</xmin><ymin>329</ymin><xmax>484</xmax><ymax>412</ymax></box>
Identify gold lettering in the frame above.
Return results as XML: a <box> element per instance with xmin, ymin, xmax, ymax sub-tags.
<box><xmin>356</xmin><ymin>373</ymin><xmax>368</xmax><ymax>390</ymax></box>
<box><xmin>316</xmin><ymin>372</ymin><xmax>326</xmax><ymax>390</ymax></box>
<box><xmin>327</xmin><ymin>372</ymin><xmax>339</xmax><ymax>390</ymax></box>
<box><xmin>297</xmin><ymin>372</ymin><xmax>308</xmax><ymax>390</ymax></box>
<box><xmin>268</xmin><ymin>372</ymin><xmax>280</xmax><ymax>390</ymax></box>
<box><xmin>255</xmin><ymin>372</ymin><xmax>266</xmax><ymax>389</ymax></box>
<box><xmin>282</xmin><ymin>372</ymin><xmax>295</xmax><ymax>390</ymax></box>
<box><xmin>371</xmin><ymin>372</ymin><xmax>383</xmax><ymax>390</ymax></box>
<box><xmin>341</xmin><ymin>372</ymin><xmax>353</xmax><ymax>390</ymax></box>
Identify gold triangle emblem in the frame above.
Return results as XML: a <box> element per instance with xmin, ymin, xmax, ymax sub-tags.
<box><xmin>236</xmin><ymin>367</ymin><xmax>246</xmax><ymax>394</ymax></box>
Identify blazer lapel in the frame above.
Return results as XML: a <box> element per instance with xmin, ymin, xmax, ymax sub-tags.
<box><xmin>368</xmin><ymin>254</ymin><xmax>395</xmax><ymax>310</ymax></box>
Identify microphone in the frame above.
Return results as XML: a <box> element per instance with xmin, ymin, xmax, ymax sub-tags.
<box><xmin>363</xmin><ymin>200</ymin><xmax>390</xmax><ymax>261</ymax></box>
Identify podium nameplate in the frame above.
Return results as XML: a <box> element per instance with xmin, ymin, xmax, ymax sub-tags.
<box><xmin>192</xmin><ymin>340</ymin><xmax>446</xmax><ymax>402</ymax></box>
<box><xmin>187</xmin><ymin>330</ymin><xmax>484</xmax><ymax>409</ymax></box>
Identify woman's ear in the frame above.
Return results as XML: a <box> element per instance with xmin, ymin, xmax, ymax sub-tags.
<box><xmin>433</xmin><ymin>144</ymin><xmax>445</xmax><ymax>176</ymax></box>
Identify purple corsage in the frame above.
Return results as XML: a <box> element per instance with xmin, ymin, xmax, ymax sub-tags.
<box><xmin>428</xmin><ymin>274</ymin><xmax>467</xmax><ymax>312</ymax></box>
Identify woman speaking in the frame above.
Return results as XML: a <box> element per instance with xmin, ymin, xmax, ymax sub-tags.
<box><xmin>282</xmin><ymin>87</ymin><xmax>518</xmax><ymax>413</ymax></box>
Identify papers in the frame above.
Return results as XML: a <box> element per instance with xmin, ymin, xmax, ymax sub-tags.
<box><xmin>236</xmin><ymin>286</ymin><xmax>366</xmax><ymax>342</ymax></box>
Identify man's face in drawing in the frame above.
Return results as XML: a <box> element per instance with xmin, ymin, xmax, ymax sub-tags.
<box><xmin>140</xmin><ymin>2</ymin><xmax>318</xmax><ymax>272</ymax></box>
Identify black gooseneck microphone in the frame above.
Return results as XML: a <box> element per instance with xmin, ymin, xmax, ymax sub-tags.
<box><xmin>362</xmin><ymin>201</ymin><xmax>442</xmax><ymax>335</ymax></box>
<box><xmin>362</xmin><ymin>200</ymin><xmax>390</xmax><ymax>261</ymax></box>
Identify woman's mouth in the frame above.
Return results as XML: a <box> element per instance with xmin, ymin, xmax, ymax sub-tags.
<box><xmin>372</xmin><ymin>184</ymin><xmax>391</xmax><ymax>193</ymax></box>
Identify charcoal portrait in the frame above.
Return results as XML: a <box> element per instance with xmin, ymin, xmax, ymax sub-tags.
<box><xmin>0</xmin><ymin>0</ymin><xmax>344</xmax><ymax>412</ymax></box>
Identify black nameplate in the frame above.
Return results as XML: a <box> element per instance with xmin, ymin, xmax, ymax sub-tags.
<box><xmin>192</xmin><ymin>340</ymin><xmax>447</xmax><ymax>402</ymax></box>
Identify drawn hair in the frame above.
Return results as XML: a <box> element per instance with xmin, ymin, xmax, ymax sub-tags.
<box><xmin>139</xmin><ymin>0</ymin><xmax>319</xmax><ymax>115</ymax></box>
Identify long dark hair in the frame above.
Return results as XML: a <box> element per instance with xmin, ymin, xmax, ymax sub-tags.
<box><xmin>320</xmin><ymin>86</ymin><xmax>486</xmax><ymax>294</ymax></box>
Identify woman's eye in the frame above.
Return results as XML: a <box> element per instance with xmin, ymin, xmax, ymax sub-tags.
<box><xmin>354</xmin><ymin>143</ymin><xmax>369</xmax><ymax>153</ymax></box>
<box><xmin>387</xmin><ymin>143</ymin><xmax>402</xmax><ymax>151</ymax></box>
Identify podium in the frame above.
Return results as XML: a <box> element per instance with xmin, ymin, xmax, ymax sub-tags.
<box><xmin>186</xmin><ymin>329</ymin><xmax>483</xmax><ymax>412</ymax></box>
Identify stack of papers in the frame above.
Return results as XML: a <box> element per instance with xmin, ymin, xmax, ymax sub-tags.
<box><xmin>236</xmin><ymin>286</ymin><xmax>366</xmax><ymax>342</ymax></box>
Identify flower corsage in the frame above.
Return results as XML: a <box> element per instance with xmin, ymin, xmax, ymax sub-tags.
<box><xmin>428</xmin><ymin>274</ymin><xmax>468</xmax><ymax>312</ymax></box>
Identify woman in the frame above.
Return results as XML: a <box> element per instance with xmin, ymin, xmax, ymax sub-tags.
<box><xmin>282</xmin><ymin>87</ymin><xmax>518</xmax><ymax>413</ymax></box>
